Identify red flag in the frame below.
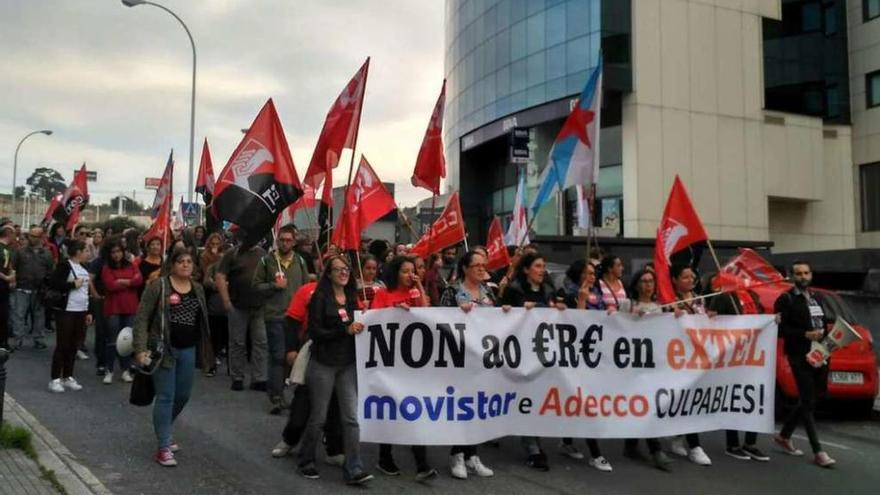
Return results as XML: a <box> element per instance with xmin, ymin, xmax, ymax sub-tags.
<box><xmin>486</xmin><ymin>216</ymin><xmax>510</xmax><ymax>271</ymax></box>
<box><xmin>54</xmin><ymin>164</ymin><xmax>89</xmax><ymax>231</ymax></box>
<box><xmin>151</xmin><ymin>151</ymin><xmax>174</xmax><ymax>219</ymax></box>
<box><xmin>303</xmin><ymin>58</ymin><xmax>369</xmax><ymax>203</ymax></box>
<box><xmin>332</xmin><ymin>156</ymin><xmax>397</xmax><ymax>250</ymax></box>
<box><xmin>145</xmin><ymin>190</ymin><xmax>172</xmax><ymax>247</ymax></box>
<box><xmin>721</xmin><ymin>248</ymin><xmax>791</xmax><ymax>311</ymax></box>
<box><xmin>654</xmin><ymin>176</ymin><xmax>709</xmax><ymax>304</ymax></box>
<box><xmin>41</xmin><ymin>193</ymin><xmax>63</xmax><ymax>229</ymax></box>
<box><xmin>213</xmin><ymin>98</ymin><xmax>304</xmax><ymax>247</ymax></box>
<box><xmin>410</xmin><ymin>192</ymin><xmax>465</xmax><ymax>257</ymax></box>
<box><xmin>196</xmin><ymin>138</ymin><xmax>215</xmax><ymax>204</ymax></box>
<box><xmin>411</xmin><ymin>80</ymin><xmax>447</xmax><ymax>195</ymax></box>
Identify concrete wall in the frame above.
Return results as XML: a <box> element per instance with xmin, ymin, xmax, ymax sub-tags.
<box><xmin>847</xmin><ymin>0</ymin><xmax>880</xmax><ymax>248</ymax></box>
<box><xmin>623</xmin><ymin>0</ymin><xmax>856</xmax><ymax>253</ymax></box>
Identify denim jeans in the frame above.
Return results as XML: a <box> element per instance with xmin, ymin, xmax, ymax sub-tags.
<box><xmin>106</xmin><ymin>314</ymin><xmax>135</xmax><ymax>373</ymax></box>
<box><xmin>152</xmin><ymin>346</ymin><xmax>196</xmax><ymax>450</ymax></box>
<box><xmin>265</xmin><ymin>319</ymin><xmax>287</xmax><ymax>400</ymax></box>
<box><xmin>11</xmin><ymin>290</ymin><xmax>45</xmax><ymax>343</ymax></box>
<box><xmin>298</xmin><ymin>360</ymin><xmax>363</xmax><ymax>479</ymax></box>
<box><xmin>227</xmin><ymin>306</ymin><xmax>267</xmax><ymax>383</ymax></box>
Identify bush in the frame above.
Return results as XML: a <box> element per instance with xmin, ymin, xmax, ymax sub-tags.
<box><xmin>0</xmin><ymin>422</ymin><xmax>33</xmax><ymax>454</ymax></box>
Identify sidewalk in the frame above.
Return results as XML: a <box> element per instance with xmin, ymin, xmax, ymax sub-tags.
<box><xmin>2</xmin><ymin>394</ymin><xmax>111</xmax><ymax>495</ymax></box>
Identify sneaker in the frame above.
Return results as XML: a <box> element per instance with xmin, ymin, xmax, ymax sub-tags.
<box><xmin>652</xmin><ymin>451</ymin><xmax>673</xmax><ymax>471</ymax></box>
<box><xmin>725</xmin><ymin>447</ymin><xmax>751</xmax><ymax>461</ymax></box>
<box><xmin>466</xmin><ymin>455</ymin><xmax>494</xmax><ymax>477</ymax></box>
<box><xmin>231</xmin><ymin>380</ymin><xmax>244</xmax><ymax>391</ymax></box>
<box><xmin>558</xmin><ymin>441</ymin><xmax>585</xmax><ymax>460</ymax></box>
<box><xmin>688</xmin><ymin>446</ymin><xmax>712</xmax><ymax>466</ymax></box>
<box><xmin>102</xmin><ymin>373</ymin><xmax>113</xmax><ymax>385</ymax></box>
<box><xmin>250</xmin><ymin>381</ymin><xmax>267</xmax><ymax>391</ymax></box>
<box><xmin>526</xmin><ymin>452</ymin><xmax>550</xmax><ymax>471</ymax></box>
<box><xmin>48</xmin><ymin>379</ymin><xmax>65</xmax><ymax>393</ymax></box>
<box><xmin>62</xmin><ymin>377</ymin><xmax>83</xmax><ymax>391</ymax></box>
<box><xmin>169</xmin><ymin>442</ymin><xmax>180</xmax><ymax>453</ymax></box>
<box><xmin>76</xmin><ymin>350</ymin><xmax>89</xmax><ymax>360</ymax></box>
<box><xmin>588</xmin><ymin>456</ymin><xmax>613</xmax><ymax>472</ymax></box>
<box><xmin>669</xmin><ymin>436</ymin><xmax>689</xmax><ymax>457</ymax></box>
<box><xmin>121</xmin><ymin>370</ymin><xmax>134</xmax><ymax>383</ymax></box>
<box><xmin>743</xmin><ymin>445</ymin><xmax>770</xmax><ymax>462</ymax></box>
<box><xmin>450</xmin><ymin>453</ymin><xmax>467</xmax><ymax>479</ymax></box>
<box><xmin>814</xmin><ymin>451</ymin><xmax>836</xmax><ymax>468</ymax></box>
<box><xmin>415</xmin><ymin>467</ymin><xmax>438</xmax><ymax>481</ymax></box>
<box><xmin>376</xmin><ymin>457</ymin><xmax>401</xmax><ymax>476</ymax></box>
<box><xmin>346</xmin><ymin>472</ymin><xmax>373</xmax><ymax>485</ymax></box>
<box><xmin>299</xmin><ymin>465</ymin><xmax>320</xmax><ymax>479</ymax></box>
<box><xmin>271</xmin><ymin>440</ymin><xmax>293</xmax><ymax>458</ymax></box>
<box><xmin>34</xmin><ymin>341</ymin><xmax>47</xmax><ymax>350</ymax></box>
<box><xmin>773</xmin><ymin>434</ymin><xmax>804</xmax><ymax>456</ymax></box>
<box><xmin>205</xmin><ymin>368</ymin><xmax>216</xmax><ymax>378</ymax></box>
<box><xmin>155</xmin><ymin>448</ymin><xmax>177</xmax><ymax>467</ymax></box>
<box><xmin>324</xmin><ymin>454</ymin><xmax>345</xmax><ymax>467</ymax></box>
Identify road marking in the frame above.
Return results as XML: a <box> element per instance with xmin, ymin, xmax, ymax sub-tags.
<box><xmin>790</xmin><ymin>434</ymin><xmax>852</xmax><ymax>451</ymax></box>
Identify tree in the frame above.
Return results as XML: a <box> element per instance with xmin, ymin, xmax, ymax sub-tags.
<box><xmin>99</xmin><ymin>216</ymin><xmax>141</xmax><ymax>235</ymax></box>
<box><xmin>109</xmin><ymin>195</ymin><xmax>144</xmax><ymax>213</ymax></box>
<box><xmin>14</xmin><ymin>186</ymin><xmax>25</xmax><ymax>199</ymax></box>
<box><xmin>26</xmin><ymin>167</ymin><xmax>67</xmax><ymax>201</ymax></box>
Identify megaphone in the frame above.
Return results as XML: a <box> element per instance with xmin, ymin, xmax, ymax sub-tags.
<box><xmin>806</xmin><ymin>317</ymin><xmax>862</xmax><ymax>367</ymax></box>
<box><xmin>116</xmin><ymin>326</ymin><xmax>134</xmax><ymax>357</ymax></box>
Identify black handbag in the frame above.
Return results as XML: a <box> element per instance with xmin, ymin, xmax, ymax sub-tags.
<box><xmin>129</xmin><ymin>371</ymin><xmax>155</xmax><ymax>406</ymax></box>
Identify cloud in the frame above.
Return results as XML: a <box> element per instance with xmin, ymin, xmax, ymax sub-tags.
<box><xmin>0</xmin><ymin>0</ymin><xmax>444</xmax><ymax>210</ymax></box>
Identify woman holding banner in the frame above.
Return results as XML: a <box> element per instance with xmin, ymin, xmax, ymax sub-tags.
<box><xmin>371</xmin><ymin>255</ymin><xmax>437</xmax><ymax>481</ymax></box>
<box><xmin>439</xmin><ymin>250</ymin><xmax>497</xmax><ymax>480</ymax></box>
<box><xmin>296</xmin><ymin>254</ymin><xmax>372</xmax><ymax>485</ymax></box>
<box><xmin>665</xmin><ymin>264</ymin><xmax>713</xmax><ymax>466</ymax></box>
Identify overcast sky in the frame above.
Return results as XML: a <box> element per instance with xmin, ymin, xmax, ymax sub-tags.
<box><xmin>1</xmin><ymin>0</ymin><xmax>445</xmax><ymax>212</ymax></box>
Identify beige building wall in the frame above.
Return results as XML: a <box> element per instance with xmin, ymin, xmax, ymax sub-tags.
<box><xmin>623</xmin><ymin>0</ymin><xmax>856</xmax><ymax>253</ymax></box>
<box><xmin>847</xmin><ymin>0</ymin><xmax>880</xmax><ymax>248</ymax></box>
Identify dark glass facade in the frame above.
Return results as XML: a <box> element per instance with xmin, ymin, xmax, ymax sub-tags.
<box><xmin>763</xmin><ymin>0</ymin><xmax>850</xmax><ymax>124</ymax></box>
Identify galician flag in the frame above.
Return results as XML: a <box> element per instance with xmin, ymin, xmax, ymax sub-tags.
<box><xmin>504</xmin><ymin>168</ymin><xmax>530</xmax><ymax>246</ymax></box>
<box><xmin>531</xmin><ymin>57</ymin><xmax>602</xmax><ymax>215</ymax></box>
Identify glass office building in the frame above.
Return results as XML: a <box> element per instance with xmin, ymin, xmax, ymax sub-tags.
<box><xmin>444</xmin><ymin>0</ymin><xmax>631</xmax><ymax>242</ymax></box>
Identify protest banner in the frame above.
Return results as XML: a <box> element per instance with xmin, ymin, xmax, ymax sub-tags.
<box><xmin>355</xmin><ymin>308</ymin><xmax>777</xmax><ymax>445</ymax></box>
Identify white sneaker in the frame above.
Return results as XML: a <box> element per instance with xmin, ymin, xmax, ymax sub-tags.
<box><xmin>48</xmin><ymin>379</ymin><xmax>65</xmax><ymax>393</ymax></box>
<box><xmin>688</xmin><ymin>446</ymin><xmax>712</xmax><ymax>466</ymax></box>
<box><xmin>76</xmin><ymin>350</ymin><xmax>89</xmax><ymax>360</ymax></box>
<box><xmin>450</xmin><ymin>453</ymin><xmax>467</xmax><ymax>479</ymax></box>
<box><xmin>465</xmin><ymin>455</ymin><xmax>494</xmax><ymax>477</ymax></box>
<box><xmin>271</xmin><ymin>440</ymin><xmax>292</xmax><ymax>458</ymax></box>
<box><xmin>325</xmin><ymin>454</ymin><xmax>345</xmax><ymax>467</ymax></box>
<box><xmin>669</xmin><ymin>436</ymin><xmax>689</xmax><ymax>457</ymax></box>
<box><xmin>588</xmin><ymin>456</ymin><xmax>613</xmax><ymax>472</ymax></box>
<box><xmin>62</xmin><ymin>377</ymin><xmax>83</xmax><ymax>391</ymax></box>
<box><xmin>103</xmin><ymin>373</ymin><xmax>113</xmax><ymax>384</ymax></box>
<box><xmin>121</xmin><ymin>370</ymin><xmax>134</xmax><ymax>383</ymax></box>
<box><xmin>558</xmin><ymin>441</ymin><xmax>585</xmax><ymax>459</ymax></box>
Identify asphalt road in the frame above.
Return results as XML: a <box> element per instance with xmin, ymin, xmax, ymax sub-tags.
<box><xmin>4</xmin><ymin>334</ymin><xmax>880</xmax><ymax>495</ymax></box>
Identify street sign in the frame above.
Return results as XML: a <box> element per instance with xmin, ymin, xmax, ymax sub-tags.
<box><xmin>145</xmin><ymin>177</ymin><xmax>161</xmax><ymax>190</ymax></box>
<box><xmin>181</xmin><ymin>202</ymin><xmax>200</xmax><ymax>226</ymax></box>
<box><xmin>510</xmin><ymin>127</ymin><xmax>530</xmax><ymax>164</ymax></box>
<box><xmin>75</xmin><ymin>170</ymin><xmax>98</xmax><ymax>182</ymax></box>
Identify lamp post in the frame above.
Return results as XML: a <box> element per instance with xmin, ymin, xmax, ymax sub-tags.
<box><xmin>122</xmin><ymin>0</ymin><xmax>196</xmax><ymax>203</ymax></box>
<box><xmin>12</xmin><ymin>129</ymin><xmax>52</xmax><ymax>218</ymax></box>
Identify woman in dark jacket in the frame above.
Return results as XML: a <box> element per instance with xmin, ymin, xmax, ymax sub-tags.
<box><xmin>296</xmin><ymin>255</ymin><xmax>372</xmax><ymax>485</ymax></box>
<box><xmin>47</xmin><ymin>240</ymin><xmax>93</xmax><ymax>393</ymax></box>
<box><xmin>132</xmin><ymin>247</ymin><xmax>213</xmax><ymax>467</ymax></box>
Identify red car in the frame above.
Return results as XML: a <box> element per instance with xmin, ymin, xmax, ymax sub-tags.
<box><xmin>768</xmin><ymin>287</ymin><xmax>878</xmax><ymax>417</ymax></box>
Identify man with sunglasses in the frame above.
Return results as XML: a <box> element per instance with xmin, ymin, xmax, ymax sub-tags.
<box><xmin>11</xmin><ymin>226</ymin><xmax>55</xmax><ymax>349</ymax></box>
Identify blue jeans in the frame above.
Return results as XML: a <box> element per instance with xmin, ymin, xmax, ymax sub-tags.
<box><xmin>152</xmin><ymin>346</ymin><xmax>196</xmax><ymax>450</ymax></box>
<box><xmin>265</xmin><ymin>319</ymin><xmax>287</xmax><ymax>399</ymax></box>
<box><xmin>11</xmin><ymin>290</ymin><xmax>45</xmax><ymax>343</ymax></box>
<box><xmin>106</xmin><ymin>314</ymin><xmax>135</xmax><ymax>373</ymax></box>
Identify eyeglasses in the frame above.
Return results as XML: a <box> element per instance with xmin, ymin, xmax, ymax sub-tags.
<box><xmin>331</xmin><ymin>267</ymin><xmax>351</xmax><ymax>274</ymax></box>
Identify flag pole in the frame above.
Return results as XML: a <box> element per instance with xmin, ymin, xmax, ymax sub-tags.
<box><xmin>426</xmin><ymin>193</ymin><xmax>437</xmax><ymax>256</ymax></box>
<box><xmin>396</xmin><ymin>207</ymin><xmax>421</xmax><ymax>243</ymax></box>
<box><xmin>705</xmin><ymin>238</ymin><xmax>741</xmax><ymax>315</ymax></box>
<box><xmin>270</xmin><ymin>228</ymin><xmax>283</xmax><ymax>274</ymax></box>
<box><xmin>355</xmin><ymin>250</ymin><xmax>367</xmax><ymax>302</ymax></box>
<box><xmin>650</xmin><ymin>277</ymin><xmax>791</xmax><ymax>313</ymax></box>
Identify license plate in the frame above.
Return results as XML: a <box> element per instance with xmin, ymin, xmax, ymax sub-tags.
<box><xmin>830</xmin><ymin>371</ymin><xmax>864</xmax><ymax>384</ymax></box>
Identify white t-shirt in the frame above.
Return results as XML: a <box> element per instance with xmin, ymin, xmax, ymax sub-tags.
<box><xmin>66</xmin><ymin>261</ymin><xmax>90</xmax><ymax>312</ymax></box>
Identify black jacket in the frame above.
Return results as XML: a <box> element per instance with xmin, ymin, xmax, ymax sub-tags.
<box><xmin>47</xmin><ymin>260</ymin><xmax>92</xmax><ymax>314</ymax></box>
<box><xmin>306</xmin><ymin>286</ymin><xmax>358</xmax><ymax>367</ymax></box>
<box><xmin>774</xmin><ymin>288</ymin><xmax>832</xmax><ymax>357</ymax></box>
<box><xmin>500</xmin><ymin>278</ymin><xmax>559</xmax><ymax>308</ymax></box>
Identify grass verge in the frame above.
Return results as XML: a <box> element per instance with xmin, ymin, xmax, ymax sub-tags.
<box><xmin>0</xmin><ymin>421</ymin><xmax>68</xmax><ymax>494</ymax></box>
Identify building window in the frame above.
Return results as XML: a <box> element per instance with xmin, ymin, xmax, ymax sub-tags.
<box><xmin>867</xmin><ymin>71</ymin><xmax>880</xmax><ymax>108</ymax></box>
<box><xmin>861</xmin><ymin>163</ymin><xmax>880</xmax><ymax>231</ymax></box>
<box><xmin>865</xmin><ymin>0</ymin><xmax>880</xmax><ymax>22</ymax></box>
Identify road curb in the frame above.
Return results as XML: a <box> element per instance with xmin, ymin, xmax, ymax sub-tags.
<box><xmin>3</xmin><ymin>394</ymin><xmax>112</xmax><ymax>495</ymax></box>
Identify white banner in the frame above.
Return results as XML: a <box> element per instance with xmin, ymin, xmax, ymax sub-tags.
<box><xmin>355</xmin><ymin>308</ymin><xmax>777</xmax><ymax>445</ymax></box>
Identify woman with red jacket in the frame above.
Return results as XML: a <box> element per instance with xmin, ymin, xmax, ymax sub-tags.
<box><xmin>100</xmin><ymin>237</ymin><xmax>143</xmax><ymax>384</ymax></box>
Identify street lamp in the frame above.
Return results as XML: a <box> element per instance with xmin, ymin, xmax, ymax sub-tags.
<box><xmin>12</xmin><ymin>129</ymin><xmax>52</xmax><ymax>216</ymax></box>
<box><xmin>122</xmin><ymin>0</ymin><xmax>197</xmax><ymax>203</ymax></box>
